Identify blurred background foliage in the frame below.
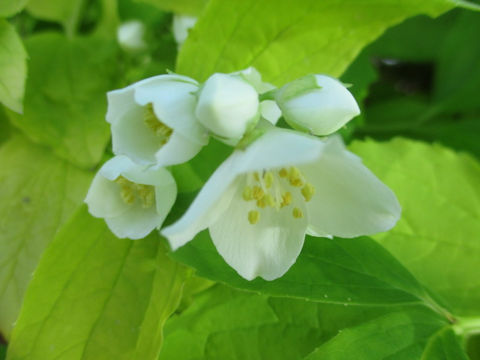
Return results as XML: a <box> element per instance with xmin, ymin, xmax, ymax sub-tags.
<box><xmin>0</xmin><ymin>0</ymin><xmax>479</xmax><ymax>359</ymax></box>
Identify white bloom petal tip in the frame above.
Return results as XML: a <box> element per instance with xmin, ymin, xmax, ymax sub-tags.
<box><xmin>117</xmin><ymin>20</ymin><xmax>147</xmax><ymax>52</ymax></box>
<box><xmin>172</xmin><ymin>14</ymin><xmax>197</xmax><ymax>48</ymax></box>
<box><xmin>107</xmin><ymin>74</ymin><xmax>206</xmax><ymax>166</ymax></box>
<box><xmin>276</xmin><ymin>74</ymin><xmax>361</xmax><ymax>136</ymax></box>
<box><xmin>195</xmin><ymin>73</ymin><xmax>260</xmax><ymax>144</ymax></box>
<box><xmin>85</xmin><ymin>156</ymin><xmax>177</xmax><ymax>240</ymax></box>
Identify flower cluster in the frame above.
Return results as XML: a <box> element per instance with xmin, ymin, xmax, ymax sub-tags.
<box><xmin>85</xmin><ymin>67</ymin><xmax>401</xmax><ymax>280</ymax></box>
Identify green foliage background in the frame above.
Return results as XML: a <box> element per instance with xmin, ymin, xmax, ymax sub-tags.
<box><xmin>0</xmin><ymin>0</ymin><xmax>479</xmax><ymax>359</ymax></box>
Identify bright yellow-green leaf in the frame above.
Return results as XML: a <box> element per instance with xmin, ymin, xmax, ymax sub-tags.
<box><xmin>0</xmin><ymin>0</ymin><xmax>29</xmax><ymax>17</ymax></box>
<box><xmin>0</xmin><ymin>135</ymin><xmax>91</xmax><ymax>339</ymax></box>
<box><xmin>350</xmin><ymin>138</ymin><xmax>480</xmax><ymax>316</ymax></box>
<box><xmin>7</xmin><ymin>33</ymin><xmax>119</xmax><ymax>168</ymax></box>
<box><xmin>7</xmin><ymin>207</ymin><xmax>187</xmax><ymax>360</ymax></box>
<box><xmin>134</xmin><ymin>0</ymin><xmax>207</xmax><ymax>16</ymax></box>
<box><xmin>177</xmin><ymin>0</ymin><xmax>458</xmax><ymax>84</ymax></box>
<box><xmin>0</xmin><ymin>20</ymin><xmax>26</xmax><ymax>113</ymax></box>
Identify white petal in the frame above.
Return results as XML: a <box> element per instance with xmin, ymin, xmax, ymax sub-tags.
<box><xmin>106</xmin><ymin>85</ymin><xmax>137</xmax><ymax>124</ymax></box>
<box><xmin>110</xmin><ymin>105</ymin><xmax>162</xmax><ymax>165</ymax></box>
<box><xmin>260</xmin><ymin>100</ymin><xmax>281</xmax><ymax>125</ymax></box>
<box><xmin>117</xmin><ymin>20</ymin><xmax>147</xmax><ymax>52</ymax></box>
<box><xmin>134</xmin><ymin>76</ymin><xmax>207</xmax><ymax>145</ymax></box>
<box><xmin>99</xmin><ymin>155</ymin><xmax>139</xmax><ymax>181</ymax></box>
<box><xmin>209</xmin><ymin>177</ymin><xmax>308</xmax><ymax>280</ymax></box>
<box><xmin>84</xmin><ymin>172</ymin><xmax>130</xmax><ymax>218</ymax></box>
<box><xmin>280</xmin><ymin>75</ymin><xmax>360</xmax><ymax>136</ymax></box>
<box><xmin>163</xmin><ymin>128</ymin><xmax>324</xmax><ymax>251</ymax></box>
<box><xmin>105</xmin><ymin>205</ymin><xmax>162</xmax><ymax>240</ymax></box>
<box><xmin>161</xmin><ymin>162</ymin><xmax>239</xmax><ymax>250</ymax></box>
<box><xmin>195</xmin><ymin>73</ymin><xmax>259</xmax><ymax>140</ymax></box>
<box><xmin>302</xmin><ymin>136</ymin><xmax>401</xmax><ymax>238</ymax></box>
<box><xmin>154</xmin><ymin>131</ymin><xmax>206</xmax><ymax>167</ymax></box>
<box><xmin>236</xmin><ymin>67</ymin><xmax>275</xmax><ymax>93</ymax></box>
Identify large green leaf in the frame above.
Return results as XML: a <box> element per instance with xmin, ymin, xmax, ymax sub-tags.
<box><xmin>7</xmin><ymin>207</ymin><xmax>187</xmax><ymax>360</ymax></box>
<box><xmin>305</xmin><ymin>309</ymin><xmax>447</xmax><ymax>360</ymax></box>
<box><xmin>177</xmin><ymin>0</ymin><xmax>458</xmax><ymax>84</ymax></box>
<box><xmin>7</xmin><ymin>33</ymin><xmax>119</xmax><ymax>168</ymax></box>
<box><xmin>0</xmin><ymin>0</ymin><xmax>29</xmax><ymax>17</ymax></box>
<box><xmin>0</xmin><ymin>20</ymin><xmax>27</xmax><ymax>113</ymax></box>
<box><xmin>171</xmin><ymin>233</ymin><xmax>442</xmax><ymax>310</ymax></box>
<box><xmin>350</xmin><ymin>138</ymin><xmax>480</xmax><ymax>315</ymax></box>
<box><xmin>0</xmin><ymin>135</ymin><xmax>91</xmax><ymax>339</ymax></box>
<box><xmin>162</xmin><ymin>284</ymin><xmax>448</xmax><ymax>360</ymax></box>
<box><xmin>421</xmin><ymin>327</ymin><xmax>469</xmax><ymax>360</ymax></box>
<box><xmin>26</xmin><ymin>0</ymin><xmax>85</xmax><ymax>36</ymax></box>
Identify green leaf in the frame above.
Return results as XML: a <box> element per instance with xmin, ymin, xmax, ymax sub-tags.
<box><xmin>133</xmin><ymin>0</ymin><xmax>207</xmax><ymax>16</ymax></box>
<box><xmin>0</xmin><ymin>20</ymin><xmax>27</xmax><ymax>113</ymax></box>
<box><xmin>305</xmin><ymin>309</ymin><xmax>447</xmax><ymax>360</ymax></box>
<box><xmin>163</xmin><ymin>284</ymin><xmax>448</xmax><ymax>360</ymax></box>
<box><xmin>422</xmin><ymin>327</ymin><xmax>469</xmax><ymax>360</ymax></box>
<box><xmin>7</xmin><ymin>207</ymin><xmax>187</xmax><ymax>360</ymax></box>
<box><xmin>177</xmin><ymin>0</ymin><xmax>457</xmax><ymax>84</ymax></box>
<box><xmin>349</xmin><ymin>138</ymin><xmax>480</xmax><ymax>316</ymax></box>
<box><xmin>0</xmin><ymin>0</ymin><xmax>29</xmax><ymax>17</ymax></box>
<box><xmin>0</xmin><ymin>106</ymin><xmax>12</xmax><ymax>145</ymax></box>
<box><xmin>7</xmin><ymin>33</ymin><xmax>119</xmax><ymax>169</ymax></box>
<box><xmin>0</xmin><ymin>135</ymin><xmax>91</xmax><ymax>339</ymax></box>
<box><xmin>26</xmin><ymin>0</ymin><xmax>85</xmax><ymax>36</ymax></box>
<box><xmin>434</xmin><ymin>10</ymin><xmax>480</xmax><ymax>113</ymax></box>
<box><xmin>171</xmin><ymin>233</ymin><xmax>440</xmax><ymax>309</ymax></box>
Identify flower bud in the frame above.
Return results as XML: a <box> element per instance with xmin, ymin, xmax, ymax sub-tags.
<box><xmin>172</xmin><ymin>14</ymin><xmax>197</xmax><ymax>48</ymax></box>
<box><xmin>195</xmin><ymin>73</ymin><xmax>260</xmax><ymax>144</ymax></box>
<box><xmin>275</xmin><ymin>74</ymin><xmax>360</xmax><ymax>136</ymax></box>
<box><xmin>117</xmin><ymin>20</ymin><xmax>147</xmax><ymax>52</ymax></box>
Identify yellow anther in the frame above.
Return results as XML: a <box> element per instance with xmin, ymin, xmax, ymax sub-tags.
<box><xmin>292</xmin><ymin>207</ymin><xmax>304</xmax><ymax>219</ymax></box>
<box><xmin>265</xmin><ymin>194</ymin><xmax>276</xmax><ymax>208</ymax></box>
<box><xmin>248</xmin><ymin>210</ymin><xmax>260</xmax><ymax>225</ymax></box>
<box><xmin>120</xmin><ymin>189</ymin><xmax>135</xmax><ymax>204</ymax></box>
<box><xmin>252</xmin><ymin>186</ymin><xmax>264</xmax><ymax>200</ymax></box>
<box><xmin>253</xmin><ymin>172</ymin><xmax>260</xmax><ymax>181</ymax></box>
<box><xmin>301</xmin><ymin>183</ymin><xmax>315</xmax><ymax>202</ymax></box>
<box><xmin>144</xmin><ymin>103</ymin><xmax>172</xmax><ymax>143</ymax></box>
<box><xmin>137</xmin><ymin>184</ymin><xmax>155</xmax><ymax>208</ymax></box>
<box><xmin>256</xmin><ymin>197</ymin><xmax>267</xmax><ymax>208</ymax></box>
<box><xmin>278</xmin><ymin>168</ymin><xmax>288</xmax><ymax>178</ymax></box>
<box><xmin>281</xmin><ymin>192</ymin><xmax>292</xmax><ymax>207</ymax></box>
<box><xmin>263</xmin><ymin>171</ymin><xmax>274</xmax><ymax>188</ymax></box>
<box><xmin>242</xmin><ymin>186</ymin><xmax>253</xmax><ymax>201</ymax></box>
<box><xmin>288</xmin><ymin>167</ymin><xmax>304</xmax><ymax>187</ymax></box>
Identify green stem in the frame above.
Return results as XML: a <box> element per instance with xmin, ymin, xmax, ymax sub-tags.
<box><xmin>453</xmin><ymin>317</ymin><xmax>480</xmax><ymax>337</ymax></box>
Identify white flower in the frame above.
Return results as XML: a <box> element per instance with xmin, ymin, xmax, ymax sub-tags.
<box><xmin>236</xmin><ymin>67</ymin><xmax>282</xmax><ymax>125</ymax></box>
<box><xmin>85</xmin><ymin>155</ymin><xmax>177</xmax><ymax>239</ymax></box>
<box><xmin>195</xmin><ymin>72</ymin><xmax>260</xmax><ymax>145</ymax></box>
<box><xmin>172</xmin><ymin>14</ymin><xmax>197</xmax><ymax>48</ymax></box>
<box><xmin>162</xmin><ymin>129</ymin><xmax>401</xmax><ymax>281</ymax></box>
<box><xmin>117</xmin><ymin>20</ymin><xmax>147</xmax><ymax>52</ymax></box>
<box><xmin>275</xmin><ymin>74</ymin><xmax>360</xmax><ymax>136</ymax></box>
<box><xmin>107</xmin><ymin>74</ymin><xmax>208</xmax><ymax>166</ymax></box>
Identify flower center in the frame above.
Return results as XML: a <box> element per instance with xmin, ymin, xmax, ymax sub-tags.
<box><xmin>144</xmin><ymin>103</ymin><xmax>173</xmax><ymax>145</ymax></box>
<box><xmin>115</xmin><ymin>176</ymin><xmax>155</xmax><ymax>208</ymax></box>
<box><xmin>242</xmin><ymin>166</ymin><xmax>315</xmax><ymax>225</ymax></box>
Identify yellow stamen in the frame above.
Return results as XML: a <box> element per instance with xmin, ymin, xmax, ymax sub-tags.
<box><xmin>242</xmin><ymin>186</ymin><xmax>253</xmax><ymax>201</ymax></box>
<box><xmin>248</xmin><ymin>210</ymin><xmax>260</xmax><ymax>225</ymax></box>
<box><xmin>253</xmin><ymin>172</ymin><xmax>260</xmax><ymax>181</ymax></box>
<box><xmin>281</xmin><ymin>192</ymin><xmax>292</xmax><ymax>207</ymax></box>
<box><xmin>288</xmin><ymin>167</ymin><xmax>304</xmax><ymax>187</ymax></box>
<box><xmin>114</xmin><ymin>176</ymin><xmax>155</xmax><ymax>208</ymax></box>
<box><xmin>144</xmin><ymin>104</ymin><xmax>173</xmax><ymax>144</ymax></box>
<box><xmin>292</xmin><ymin>207</ymin><xmax>303</xmax><ymax>219</ymax></box>
<box><xmin>263</xmin><ymin>171</ymin><xmax>274</xmax><ymax>188</ymax></box>
<box><xmin>265</xmin><ymin>194</ymin><xmax>276</xmax><ymax>208</ymax></box>
<box><xmin>278</xmin><ymin>168</ymin><xmax>288</xmax><ymax>178</ymax></box>
<box><xmin>301</xmin><ymin>183</ymin><xmax>315</xmax><ymax>202</ymax></box>
<box><xmin>252</xmin><ymin>186</ymin><xmax>264</xmax><ymax>200</ymax></box>
<box><xmin>256</xmin><ymin>197</ymin><xmax>267</xmax><ymax>208</ymax></box>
